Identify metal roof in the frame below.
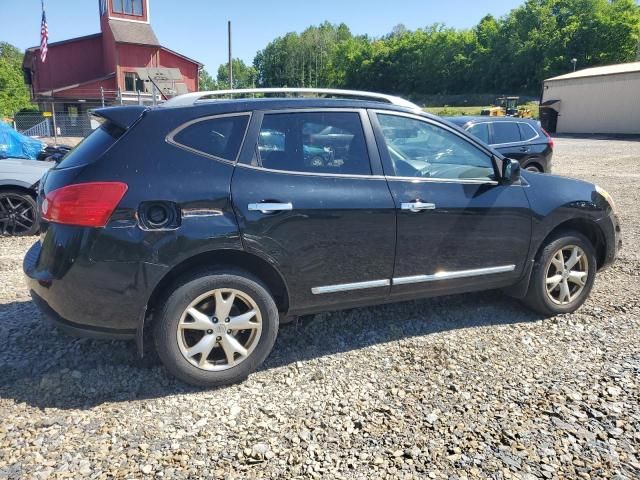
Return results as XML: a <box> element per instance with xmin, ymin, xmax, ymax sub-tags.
<box><xmin>545</xmin><ymin>61</ymin><xmax>640</xmax><ymax>82</ymax></box>
<box><xmin>109</xmin><ymin>19</ymin><xmax>159</xmax><ymax>46</ymax></box>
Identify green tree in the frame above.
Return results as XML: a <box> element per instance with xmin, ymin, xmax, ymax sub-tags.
<box><xmin>216</xmin><ymin>58</ymin><xmax>257</xmax><ymax>89</ymax></box>
<box><xmin>0</xmin><ymin>42</ymin><xmax>35</xmax><ymax>118</ymax></box>
<box><xmin>249</xmin><ymin>1</ymin><xmax>640</xmax><ymax>96</ymax></box>
<box><xmin>198</xmin><ymin>68</ymin><xmax>217</xmax><ymax>91</ymax></box>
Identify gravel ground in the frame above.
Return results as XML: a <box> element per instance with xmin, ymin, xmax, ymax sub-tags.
<box><xmin>1</xmin><ymin>137</ymin><xmax>639</xmax><ymax>479</ymax></box>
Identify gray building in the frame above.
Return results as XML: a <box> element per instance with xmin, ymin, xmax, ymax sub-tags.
<box><xmin>541</xmin><ymin>62</ymin><xmax>640</xmax><ymax>135</ymax></box>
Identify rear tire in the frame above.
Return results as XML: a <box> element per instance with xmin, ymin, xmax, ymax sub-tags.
<box><xmin>525</xmin><ymin>163</ymin><xmax>542</xmax><ymax>173</ymax></box>
<box><xmin>154</xmin><ymin>269</ymin><xmax>279</xmax><ymax>387</ymax></box>
<box><xmin>522</xmin><ymin>231</ymin><xmax>597</xmax><ymax>316</ymax></box>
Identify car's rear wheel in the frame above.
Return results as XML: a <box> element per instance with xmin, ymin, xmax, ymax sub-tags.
<box><xmin>525</xmin><ymin>163</ymin><xmax>542</xmax><ymax>173</ymax></box>
<box><xmin>522</xmin><ymin>231</ymin><xmax>597</xmax><ymax>316</ymax></box>
<box><xmin>0</xmin><ymin>190</ymin><xmax>38</xmax><ymax>236</ymax></box>
<box><xmin>154</xmin><ymin>269</ymin><xmax>279</xmax><ymax>387</ymax></box>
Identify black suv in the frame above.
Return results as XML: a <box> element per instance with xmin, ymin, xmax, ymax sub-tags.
<box><xmin>448</xmin><ymin>116</ymin><xmax>554</xmax><ymax>173</ymax></box>
<box><xmin>24</xmin><ymin>89</ymin><xmax>620</xmax><ymax>387</ymax></box>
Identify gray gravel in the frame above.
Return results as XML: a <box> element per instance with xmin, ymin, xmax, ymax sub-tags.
<box><xmin>1</xmin><ymin>137</ymin><xmax>639</xmax><ymax>479</ymax></box>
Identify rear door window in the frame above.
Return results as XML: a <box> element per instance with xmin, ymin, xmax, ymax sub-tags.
<box><xmin>518</xmin><ymin>122</ymin><xmax>539</xmax><ymax>141</ymax></box>
<box><xmin>171</xmin><ymin>114</ymin><xmax>250</xmax><ymax>161</ymax></box>
<box><xmin>466</xmin><ymin>123</ymin><xmax>490</xmax><ymax>144</ymax></box>
<box><xmin>492</xmin><ymin>122</ymin><xmax>521</xmax><ymax>144</ymax></box>
<box><xmin>256</xmin><ymin>111</ymin><xmax>371</xmax><ymax>175</ymax></box>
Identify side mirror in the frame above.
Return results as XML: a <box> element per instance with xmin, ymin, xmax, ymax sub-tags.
<box><xmin>502</xmin><ymin>158</ymin><xmax>521</xmax><ymax>183</ymax></box>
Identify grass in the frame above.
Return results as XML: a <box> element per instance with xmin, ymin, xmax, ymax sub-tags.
<box><xmin>424</xmin><ymin>102</ymin><xmax>539</xmax><ymax>119</ymax></box>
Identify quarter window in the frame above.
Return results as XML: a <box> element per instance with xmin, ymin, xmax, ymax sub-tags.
<box><xmin>256</xmin><ymin>112</ymin><xmax>371</xmax><ymax>175</ymax></box>
<box><xmin>466</xmin><ymin>123</ymin><xmax>490</xmax><ymax>144</ymax></box>
<box><xmin>377</xmin><ymin>114</ymin><xmax>495</xmax><ymax>181</ymax></box>
<box><xmin>172</xmin><ymin>115</ymin><xmax>250</xmax><ymax>161</ymax></box>
<box><xmin>492</xmin><ymin>122</ymin><xmax>521</xmax><ymax>144</ymax></box>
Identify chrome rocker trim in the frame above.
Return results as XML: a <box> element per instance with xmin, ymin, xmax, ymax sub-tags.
<box><xmin>311</xmin><ymin>279</ymin><xmax>390</xmax><ymax>295</ymax></box>
<box><xmin>392</xmin><ymin>265</ymin><xmax>516</xmax><ymax>285</ymax></box>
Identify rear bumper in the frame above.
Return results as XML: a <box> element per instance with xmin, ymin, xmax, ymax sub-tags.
<box><xmin>30</xmin><ymin>290</ymin><xmax>135</xmax><ymax>339</ymax></box>
<box><xmin>23</xmin><ymin>240</ymin><xmax>164</xmax><ymax>339</ymax></box>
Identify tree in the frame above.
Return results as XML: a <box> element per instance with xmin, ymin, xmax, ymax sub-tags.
<box><xmin>249</xmin><ymin>2</ymin><xmax>640</xmax><ymax>96</ymax></box>
<box><xmin>198</xmin><ymin>68</ymin><xmax>217</xmax><ymax>91</ymax></box>
<box><xmin>216</xmin><ymin>59</ymin><xmax>257</xmax><ymax>89</ymax></box>
<box><xmin>0</xmin><ymin>42</ymin><xmax>35</xmax><ymax>118</ymax></box>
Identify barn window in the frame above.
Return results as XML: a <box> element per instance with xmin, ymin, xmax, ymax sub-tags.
<box><xmin>113</xmin><ymin>0</ymin><xmax>143</xmax><ymax>16</ymax></box>
<box><xmin>124</xmin><ymin>72</ymin><xmax>141</xmax><ymax>92</ymax></box>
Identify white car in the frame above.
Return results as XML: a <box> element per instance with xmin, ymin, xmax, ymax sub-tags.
<box><xmin>0</xmin><ymin>158</ymin><xmax>52</xmax><ymax>236</ymax></box>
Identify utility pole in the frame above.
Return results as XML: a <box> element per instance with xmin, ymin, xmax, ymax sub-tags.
<box><xmin>228</xmin><ymin>21</ymin><xmax>233</xmax><ymax>89</ymax></box>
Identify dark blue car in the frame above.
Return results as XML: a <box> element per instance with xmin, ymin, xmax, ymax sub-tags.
<box><xmin>24</xmin><ymin>89</ymin><xmax>620</xmax><ymax>387</ymax></box>
<box><xmin>448</xmin><ymin>116</ymin><xmax>554</xmax><ymax>173</ymax></box>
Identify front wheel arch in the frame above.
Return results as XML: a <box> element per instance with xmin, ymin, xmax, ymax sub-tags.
<box><xmin>537</xmin><ymin>218</ymin><xmax>607</xmax><ymax>269</ymax></box>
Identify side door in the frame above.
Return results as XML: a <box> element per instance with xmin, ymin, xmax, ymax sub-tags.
<box><xmin>490</xmin><ymin>121</ymin><xmax>527</xmax><ymax>162</ymax></box>
<box><xmin>231</xmin><ymin>109</ymin><xmax>396</xmax><ymax>313</ymax></box>
<box><xmin>369</xmin><ymin>111</ymin><xmax>532</xmax><ymax>299</ymax></box>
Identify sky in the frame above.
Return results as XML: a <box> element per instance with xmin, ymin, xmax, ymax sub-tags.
<box><xmin>1</xmin><ymin>0</ymin><xmax>523</xmax><ymax>73</ymax></box>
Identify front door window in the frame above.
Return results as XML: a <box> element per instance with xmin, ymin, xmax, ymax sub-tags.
<box><xmin>376</xmin><ymin>114</ymin><xmax>495</xmax><ymax>181</ymax></box>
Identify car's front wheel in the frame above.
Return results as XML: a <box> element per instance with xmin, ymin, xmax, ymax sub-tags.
<box><xmin>523</xmin><ymin>231</ymin><xmax>597</xmax><ymax>316</ymax></box>
<box><xmin>0</xmin><ymin>190</ymin><xmax>39</xmax><ymax>236</ymax></box>
<box><xmin>154</xmin><ymin>269</ymin><xmax>279</xmax><ymax>387</ymax></box>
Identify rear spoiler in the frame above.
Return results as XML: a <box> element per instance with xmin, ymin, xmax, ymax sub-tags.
<box><xmin>90</xmin><ymin>106</ymin><xmax>147</xmax><ymax>130</ymax></box>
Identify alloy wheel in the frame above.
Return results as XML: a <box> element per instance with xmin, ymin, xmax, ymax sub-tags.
<box><xmin>544</xmin><ymin>245</ymin><xmax>589</xmax><ymax>305</ymax></box>
<box><xmin>176</xmin><ymin>288</ymin><xmax>262</xmax><ymax>371</ymax></box>
<box><xmin>0</xmin><ymin>194</ymin><xmax>36</xmax><ymax>235</ymax></box>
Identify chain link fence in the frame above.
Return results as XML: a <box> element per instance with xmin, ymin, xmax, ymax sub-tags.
<box><xmin>12</xmin><ymin>112</ymin><xmax>98</xmax><ymax>147</ymax></box>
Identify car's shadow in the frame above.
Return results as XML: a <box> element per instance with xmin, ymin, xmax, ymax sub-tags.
<box><xmin>0</xmin><ymin>292</ymin><xmax>544</xmax><ymax>410</ymax></box>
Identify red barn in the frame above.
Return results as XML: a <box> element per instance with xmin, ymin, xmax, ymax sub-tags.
<box><xmin>23</xmin><ymin>0</ymin><xmax>201</xmax><ymax>117</ymax></box>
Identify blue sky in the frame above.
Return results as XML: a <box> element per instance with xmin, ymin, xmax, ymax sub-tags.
<box><xmin>1</xmin><ymin>0</ymin><xmax>523</xmax><ymax>72</ymax></box>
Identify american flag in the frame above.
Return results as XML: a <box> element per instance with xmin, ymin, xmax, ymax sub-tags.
<box><xmin>40</xmin><ymin>5</ymin><xmax>48</xmax><ymax>63</ymax></box>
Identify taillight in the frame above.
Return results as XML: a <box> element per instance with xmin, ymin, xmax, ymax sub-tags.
<box><xmin>41</xmin><ymin>182</ymin><xmax>128</xmax><ymax>227</ymax></box>
<box><xmin>542</xmin><ymin>128</ymin><xmax>554</xmax><ymax>149</ymax></box>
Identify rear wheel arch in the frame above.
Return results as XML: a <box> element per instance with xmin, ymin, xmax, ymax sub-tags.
<box><xmin>145</xmin><ymin>249</ymin><xmax>290</xmax><ymax>322</ymax></box>
<box><xmin>523</xmin><ymin>160</ymin><xmax>544</xmax><ymax>172</ymax></box>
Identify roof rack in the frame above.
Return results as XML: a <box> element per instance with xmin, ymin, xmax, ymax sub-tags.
<box><xmin>161</xmin><ymin>88</ymin><xmax>421</xmax><ymax>110</ymax></box>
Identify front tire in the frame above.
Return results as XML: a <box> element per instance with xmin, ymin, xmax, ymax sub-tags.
<box><xmin>0</xmin><ymin>190</ymin><xmax>39</xmax><ymax>236</ymax></box>
<box><xmin>154</xmin><ymin>269</ymin><xmax>279</xmax><ymax>387</ymax></box>
<box><xmin>522</xmin><ymin>231</ymin><xmax>597</xmax><ymax>316</ymax></box>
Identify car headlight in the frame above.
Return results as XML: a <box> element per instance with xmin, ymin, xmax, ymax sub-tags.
<box><xmin>596</xmin><ymin>185</ymin><xmax>617</xmax><ymax>214</ymax></box>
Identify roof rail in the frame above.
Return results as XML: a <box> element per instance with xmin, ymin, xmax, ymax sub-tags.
<box><xmin>161</xmin><ymin>88</ymin><xmax>421</xmax><ymax>110</ymax></box>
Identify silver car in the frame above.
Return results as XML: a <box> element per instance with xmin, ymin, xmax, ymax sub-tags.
<box><xmin>0</xmin><ymin>158</ymin><xmax>52</xmax><ymax>236</ymax></box>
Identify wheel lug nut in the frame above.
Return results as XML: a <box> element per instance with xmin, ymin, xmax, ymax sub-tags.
<box><xmin>206</xmin><ymin>329</ymin><xmax>213</xmax><ymax>334</ymax></box>
<box><xmin>216</xmin><ymin>336</ymin><xmax>222</xmax><ymax>341</ymax></box>
<box><xmin>213</xmin><ymin>318</ymin><xmax>218</xmax><ymax>323</ymax></box>
<box><xmin>227</xmin><ymin>330</ymin><xmax>231</xmax><ymax>334</ymax></box>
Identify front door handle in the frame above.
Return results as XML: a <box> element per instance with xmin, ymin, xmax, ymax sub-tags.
<box><xmin>401</xmin><ymin>201</ymin><xmax>436</xmax><ymax>212</ymax></box>
<box><xmin>248</xmin><ymin>202</ymin><xmax>293</xmax><ymax>213</ymax></box>
<box><xmin>519</xmin><ymin>147</ymin><xmax>529</xmax><ymax>152</ymax></box>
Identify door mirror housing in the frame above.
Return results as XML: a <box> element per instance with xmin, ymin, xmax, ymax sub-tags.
<box><xmin>501</xmin><ymin>158</ymin><xmax>521</xmax><ymax>184</ymax></box>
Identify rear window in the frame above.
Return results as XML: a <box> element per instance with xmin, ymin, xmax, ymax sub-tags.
<box><xmin>57</xmin><ymin>121</ymin><xmax>124</xmax><ymax>169</ymax></box>
<box><xmin>492</xmin><ymin>122</ymin><xmax>521</xmax><ymax>144</ymax></box>
<box><xmin>171</xmin><ymin>114</ymin><xmax>250</xmax><ymax>161</ymax></box>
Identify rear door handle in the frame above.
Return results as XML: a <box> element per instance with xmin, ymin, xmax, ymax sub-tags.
<box><xmin>401</xmin><ymin>201</ymin><xmax>436</xmax><ymax>212</ymax></box>
<box><xmin>519</xmin><ymin>147</ymin><xmax>529</xmax><ymax>152</ymax></box>
<box><xmin>248</xmin><ymin>202</ymin><xmax>293</xmax><ymax>213</ymax></box>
